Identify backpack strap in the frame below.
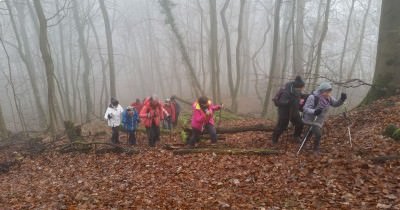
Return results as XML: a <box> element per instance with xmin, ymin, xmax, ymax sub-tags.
<box><xmin>313</xmin><ymin>95</ymin><xmax>320</xmax><ymax>109</ymax></box>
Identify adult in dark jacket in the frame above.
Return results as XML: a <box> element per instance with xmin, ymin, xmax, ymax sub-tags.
<box><xmin>170</xmin><ymin>96</ymin><xmax>181</xmax><ymax>126</ymax></box>
<box><xmin>271</xmin><ymin>76</ymin><xmax>305</xmax><ymax>145</ymax></box>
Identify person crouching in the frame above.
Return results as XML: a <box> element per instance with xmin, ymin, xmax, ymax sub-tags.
<box><xmin>188</xmin><ymin>96</ymin><xmax>222</xmax><ymax>148</ymax></box>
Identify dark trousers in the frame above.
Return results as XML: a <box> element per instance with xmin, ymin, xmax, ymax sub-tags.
<box><xmin>173</xmin><ymin>113</ymin><xmax>180</xmax><ymax>127</ymax></box>
<box><xmin>127</xmin><ymin>131</ymin><xmax>137</xmax><ymax>145</ymax></box>
<box><xmin>188</xmin><ymin>123</ymin><xmax>217</xmax><ymax>146</ymax></box>
<box><xmin>163</xmin><ymin>117</ymin><xmax>172</xmax><ymax>130</ymax></box>
<box><xmin>111</xmin><ymin>126</ymin><xmax>120</xmax><ymax>144</ymax></box>
<box><xmin>146</xmin><ymin>123</ymin><xmax>160</xmax><ymax>147</ymax></box>
<box><xmin>311</xmin><ymin>126</ymin><xmax>322</xmax><ymax>151</ymax></box>
<box><xmin>272</xmin><ymin>107</ymin><xmax>303</xmax><ymax>144</ymax></box>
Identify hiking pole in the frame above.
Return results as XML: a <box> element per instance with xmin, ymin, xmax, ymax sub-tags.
<box><xmin>297</xmin><ymin>126</ymin><xmax>312</xmax><ymax>155</ymax></box>
<box><xmin>343</xmin><ymin>102</ymin><xmax>353</xmax><ymax>148</ymax></box>
<box><xmin>297</xmin><ymin>116</ymin><xmax>317</xmax><ymax>156</ymax></box>
<box><xmin>169</xmin><ymin>116</ymin><xmax>173</xmax><ymax>143</ymax></box>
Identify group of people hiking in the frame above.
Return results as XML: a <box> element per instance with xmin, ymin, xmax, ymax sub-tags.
<box><xmin>104</xmin><ymin>96</ymin><xmax>181</xmax><ymax>147</ymax></box>
<box><xmin>103</xmin><ymin>76</ymin><xmax>347</xmax><ymax>154</ymax></box>
<box><xmin>272</xmin><ymin>76</ymin><xmax>347</xmax><ymax>154</ymax></box>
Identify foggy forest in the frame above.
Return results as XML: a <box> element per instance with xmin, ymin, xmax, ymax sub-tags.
<box><xmin>0</xmin><ymin>0</ymin><xmax>382</xmax><ymax>133</ymax></box>
<box><xmin>0</xmin><ymin>0</ymin><xmax>400</xmax><ymax>209</ymax></box>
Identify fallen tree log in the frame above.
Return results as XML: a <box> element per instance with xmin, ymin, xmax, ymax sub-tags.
<box><xmin>369</xmin><ymin>155</ymin><xmax>400</xmax><ymax>163</ymax></box>
<box><xmin>184</xmin><ymin>124</ymin><xmax>274</xmax><ymax>135</ymax></box>
<box><xmin>173</xmin><ymin>148</ymin><xmax>280</xmax><ymax>156</ymax></box>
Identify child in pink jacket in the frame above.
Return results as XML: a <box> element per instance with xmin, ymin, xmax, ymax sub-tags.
<box><xmin>188</xmin><ymin>96</ymin><xmax>222</xmax><ymax>147</ymax></box>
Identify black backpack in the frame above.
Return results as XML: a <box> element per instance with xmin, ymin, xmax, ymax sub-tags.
<box><xmin>299</xmin><ymin>93</ymin><xmax>319</xmax><ymax>112</ymax></box>
<box><xmin>272</xmin><ymin>88</ymin><xmax>286</xmax><ymax>107</ymax></box>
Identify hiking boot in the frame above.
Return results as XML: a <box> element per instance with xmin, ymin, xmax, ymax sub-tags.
<box><xmin>271</xmin><ymin>132</ymin><xmax>279</xmax><ymax>145</ymax></box>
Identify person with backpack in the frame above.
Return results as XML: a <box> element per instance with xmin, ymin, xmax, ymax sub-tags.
<box><xmin>271</xmin><ymin>76</ymin><xmax>306</xmax><ymax>145</ymax></box>
<box><xmin>302</xmin><ymin>82</ymin><xmax>347</xmax><ymax>154</ymax></box>
<box><xmin>131</xmin><ymin>98</ymin><xmax>143</xmax><ymax>113</ymax></box>
<box><xmin>170</xmin><ymin>96</ymin><xmax>181</xmax><ymax>127</ymax></box>
<box><xmin>139</xmin><ymin>96</ymin><xmax>169</xmax><ymax>147</ymax></box>
<box><xmin>163</xmin><ymin>99</ymin><xmax>175</xmax><ymax>130</ymax></box>
<box><xmin>187</xmin><ymin>96</ymin><xmax>223</xmax><ymax>148</ymax></box>
<box><xmin>104</xmin><ymin>97</ymin><xmax>124</xmax><ymax>144</ymax></box>
<box><xmin>121</xmin><ymin>106</ymin><xmax>140</xmax><ymax>145</ymax></box>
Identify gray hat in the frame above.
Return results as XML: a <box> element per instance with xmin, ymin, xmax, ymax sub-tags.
<box><xmin>317</xmin><ymin>82</ymin><xmax>332</xmax><ymax>92</ymax></box>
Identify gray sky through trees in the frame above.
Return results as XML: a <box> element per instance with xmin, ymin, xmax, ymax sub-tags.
<box><xmin>0</xmin><ymin>0</ymin><xmax>381</xmax><ymax>132</ymax></box>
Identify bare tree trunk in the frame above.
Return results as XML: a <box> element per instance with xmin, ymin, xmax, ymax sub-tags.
<box><xmin>196</xmin><ymin>0</ymin><xmax>208</xmax><ymax>90</ymax></box>
<box><xmin>0</xmin><ymin>102</ymin><xmax>7</xmax><ymax>139</ymax></box>
<box><xmin>293</xmin><ymin>0</ymin><xmax>305</xmax><ymax>76</ymax></box>
<box><xmin>98</xmin><ymin>0</ymin><xmax>117</xmax><ymax>98</ymax></box>
<box><xmin>159</xmin><ymin>0</ymin><xmax>204</xmax><ymax>96</ymax></box>
<box><xmin>240</xmin><ymin>1</ymin><xmax>252</xmax><ymax>95</ymax></box>
<box><xmin>305</xmin><ymin>1</ymin><xmax>324</xmax><ymax>88</ymax></box>
<box><xmin>261</xmin><ymin>0</ymin><xmax>282</xmax><ymax>117</ymax></box>
<box><xmin>6</xmin><ymin>0</ymin><xmax>47</xmax><ymax>126</ymax></box>
<box><xmin>209</xmin><ymin>0</ymin><xmax>219</xmax><ymax>102</ymax></box>
<box><xmin>56</xmin><ymin>3</ymin><xmax>73</xmax><ymax>121</ymax></box>
<box><xmin>145</xmin><ymin>4</ymin><xmax>166</xmax><ymax>98</ymax></box>
<box><xmin>0</xmin><ymin>36</ymin><xmax>27</xmax><ymax>132</ymax></box>
<box><xmin>72</xmin><ymin>0</ymin><xmax>93</xmax><ymax>122</ymax></box>
<box><xmin>281</xmin><ymin>1</ymin><xmax>295</xmax><ymax>86</ymax></box>
<box><xmin>88</xmin><ymin>17</ymin><xmax>110</xmax><ymax>116</ymax></box>
<box><xmin>311</xmin><ymin>0</ymin><xmax>331</xmax><ymax>88</ymax></box>
<box><xmin>338</xmin><ymin>0</ymin><xmax>356</xmax><ymax>94</ymax></box>
<box><xmin>69</xmin><ymin>26</ymin><xmax>78</xmax><ymax>122</ymax></box>
<box><xmin>252</xmin><ymin>14</ymin><xmax>271</xmax><ymax>105</ymax></box>
<box><xmin>347</xmin><ymin>0</ymin><xmax>372</xmax><ymax>80</ymax></box>
<box><xmin>33</xmin><ymin>0</ymin><xmax>58</xmax><ymax>134</ymax></box>
<box><xmin>131</xmin><ymin>36</ymin><xmax>146</xmax><ymax>97</ymax></box>
<box><xmin>233</xmin><ymin>0</ymin><xmax>246</xmax><ymax>112</ymax></box>
<box><xmin>220</xmin><ymin>0</ymin><xmax>235</xmax><ymax>107</ymax></box>
<box><xmin>363</xmin><ymin>0</ymin><xmax>400</xmax><ymax>104</ymax></box>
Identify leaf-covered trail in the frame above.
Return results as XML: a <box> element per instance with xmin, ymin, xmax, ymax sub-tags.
<box><xmin>0</xmin><ymin>96</ymin><xmax>400</xmax><ymax>209</ymax></box>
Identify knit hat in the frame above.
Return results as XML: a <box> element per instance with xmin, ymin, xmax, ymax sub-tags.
<box><xmin>111</xmin><ymin>97</ymin><xmax>119</xmax><ymax>106</ymax></box>
<box><xmin>293</xmin><ymin>76</ymin><xmax>305</xmax><ymax>88</ymax></box>
<box><xmin>317</xmin><ymin>82</ymin><xmax>333</xmax><ymax>92</ymax></box>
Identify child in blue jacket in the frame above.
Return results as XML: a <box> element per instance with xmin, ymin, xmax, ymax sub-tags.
<box><xmin>121</xmin><ymin>106</ymin><xmax>140</xmax><ymax>145</ymax></box>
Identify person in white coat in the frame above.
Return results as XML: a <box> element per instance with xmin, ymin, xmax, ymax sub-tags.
<box><xmin>104</xmin><ymin>97</ymin><xmax>124</xmax><ymax>144</ymax></box>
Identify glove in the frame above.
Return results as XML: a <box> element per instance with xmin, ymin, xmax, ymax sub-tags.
<box><xmin>314</xmin><ymin>108</ymin><xmax>323</xmax><ymax>116</ymax></box>
<box><xmin>340</xmin><ymin>93</ymin><xmax>347</xmax><ymax>102</ymax></box>
<box><xmin>147</xmin><ymin>112</ymin><xmax>151</xmax><ymax>118</ymax></box>
<box><xmin>107</xmin><ymin>114</ymin><xmax>112</xmax><ymax>119</ymax></box>
<box><xmin>205</xmin><ymin>109</ymin><xmax>211</xmax><ymax>115</ymax></box>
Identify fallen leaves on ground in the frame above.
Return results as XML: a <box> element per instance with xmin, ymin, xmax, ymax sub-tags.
<box><xmin>1</xmin><ymin>96</ymin><xmax>400</xmax><ymax>209</ymax></box>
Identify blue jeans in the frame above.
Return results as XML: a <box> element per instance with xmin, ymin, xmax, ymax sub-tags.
<box><xmin>127</xmin><ymin>130</ymin><xmax>137</xmax><ymax>145</ymax></box>
<box><xmin>188</xmin><ymin>123</ymin><xmax>217</xmax><ymax>146</ymax></box>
